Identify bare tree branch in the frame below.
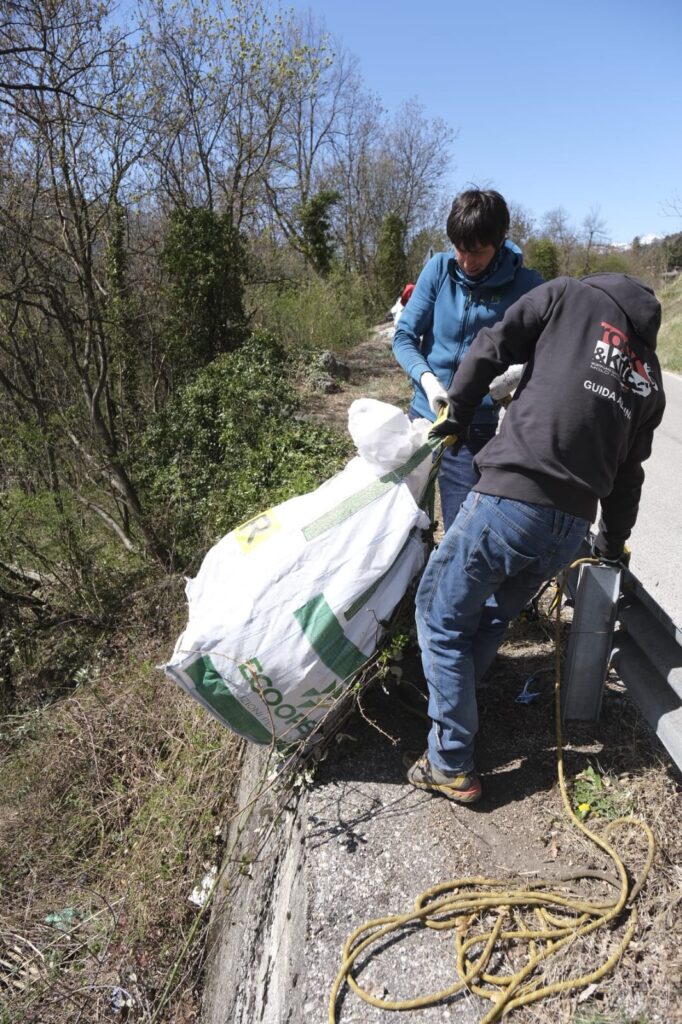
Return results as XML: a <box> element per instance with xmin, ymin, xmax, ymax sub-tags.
<box><xmin>74</xmin><ymin>496</ymin><xmax>137</xmax><ymax>552</ymax></box>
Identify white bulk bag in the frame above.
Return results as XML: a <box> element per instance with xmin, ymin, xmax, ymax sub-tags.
<box><xmin>164</xmin><ymin>401</ymin><xmax>434</xmax><ymax>746</ymax></box>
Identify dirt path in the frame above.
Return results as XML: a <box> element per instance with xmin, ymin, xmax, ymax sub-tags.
<box><xmin>302</xmin><ymin>322</ymin><xmax>413</xmax><ymax>428</ymax></box>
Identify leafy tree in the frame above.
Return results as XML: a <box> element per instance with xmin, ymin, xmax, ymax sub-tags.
<box><xmin>325</xmin><ymin>93</ymin><xmax>454</xmax><ymax>277</ymax></box>
<box><xmin>664</xmin><ymin>233</ymin><xmax>682</xmax><ymax>271</ymax></box>
<box><xmin>297</xmin><ymin>190</ymin><xmax>340</xmax><ymax>275</ymax></box>
<box><xmin>406</xmin><ymin>227</ymin><xmax>447</xmax><ymax>277</ymax></box>
<box><xmin>526</xmin><ymin>237</ymin><xmax>561</xmax><ymax>280</ymax></box>
<box><xmin>589</xmin><ymin>251</ymin><xmax>629</xmax><ymax>274</ymax></box>
<box><xmin>161</xmin><ymin>207</ymin><xmax>247</xmax><ymax>381</ymax></box>
<box><xmin>628</xmin><ymin>236</ymin><xmax>668</xmax><ymax>283</ymax></box>
<box><xmin>139</xmin><ymin>0</ymin><xmax>313</xmax><ymax>225</ymax></box>
<box><xmin>266</xmin><ymin>13</ymin><xmax>352</xmax><ymax>238</ymax></box>
<box><xmin>250</xmin><ymin>268</ymin><xmax>370</xmax><ymax>351</ymax></box>
<box><xmin>375</xmin><ymin>213</ymin><xmax>408</xmax><ymax>307</ymax></box>
<box><xmin>382</xmin><ymin>99</ymin><xmax>455</xmax><ymax>237</ymax></box>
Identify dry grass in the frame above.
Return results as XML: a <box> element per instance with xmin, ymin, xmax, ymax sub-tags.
<box><xmin>0</xmin><ymin>580</ymin><xmax>243</xmax><ymax>1023</ymax></box>
<box><xmin>658</xmin><ymin>274</ymin><xmax>682</xmax><ymax>373</ymax></box>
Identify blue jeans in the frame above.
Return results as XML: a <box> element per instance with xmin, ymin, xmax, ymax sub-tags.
<box><xmin>438</xmin><ymin>424</ymin><xmax>496</xmax><ymax>532</ymax></box>
<box><xmin>415</xmin><ymin>492</ymin><xmax>589</xmax><ymax>775</ymax></box>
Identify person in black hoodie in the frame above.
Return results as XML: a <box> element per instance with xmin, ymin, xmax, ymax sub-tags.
<box><xmin>406</xmin><ymin>273</ymin><xmax>666</xmax><ymax>805</ymax></box>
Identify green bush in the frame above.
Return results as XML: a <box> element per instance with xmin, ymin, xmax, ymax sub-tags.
<box><xmin>584</xmin><ymin>250</ymin><xmax>630</xmax><ymax>275</ymax></box>
<box><xmin>249</xmin><ymin>267</ymin><xmax>371</xmax><ymax>352</ymax></box>
<box><xmin>407</xmin><ymin>227</ymin><xmax>447</xmax><ymax>282</ymax></box>
<box><xmin>135</xmin><ymin>330</ymin><xmax>353</xmax><ymax>566</ymax></box>
<box><xmin>526</xmin><ymin>237</ymin><xmax>561</xmax><ymax>280</ymax></box>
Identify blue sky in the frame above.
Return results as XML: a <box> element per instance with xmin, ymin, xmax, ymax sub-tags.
<box><xmin>287</xmin><ymin>0</ymin><xmax>682</xmax><ymax>245</ymax></box>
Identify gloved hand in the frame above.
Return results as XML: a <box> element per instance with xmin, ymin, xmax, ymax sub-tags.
<box><xmin>428</xmin><ymin>403</ymin><xmax>469</xmax><ymax>446</ymax></box>
<box><xmin>420</xmin><ymin>371</ymin><xmax>449</xmax><ymax>415</ymax></box>
<box><xmin>593</xmin><ymin>543</ymin><xmax>631</xmax><ymax>568</ymax></box>
<box><xmin>489</xmin><ymin>364</ymin><xmax>525</xmax><ymax>404</ymax></box>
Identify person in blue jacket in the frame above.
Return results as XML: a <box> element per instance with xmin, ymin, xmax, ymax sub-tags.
<box><xmin>393</xmin><ymin>189</ymin><xmax>543</xmax><ymax>531</ymax></box>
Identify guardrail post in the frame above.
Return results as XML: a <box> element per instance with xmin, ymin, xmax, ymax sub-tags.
<box><xmin>561</xmin><ymin>563</ymin><xmax>621</xmax><ymax>721</ymax></box>
<box><xmin>560</xmin><ymin>545</ymin><xmax>682</xmax><ymax>772</ymax></box>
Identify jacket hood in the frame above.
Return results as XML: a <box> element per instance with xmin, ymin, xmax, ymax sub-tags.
<box><xmin>581</xmin><ymin>273</ymin><xmax>661</xmax><ymax>349</ymax></box>
<box><xmin>452</xmin><ymin>239</ymin><xmax>522</xmax><ymax>288</ymax></box>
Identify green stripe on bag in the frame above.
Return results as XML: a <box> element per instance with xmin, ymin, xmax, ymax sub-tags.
<box><xmin>302</xmin><ymin>443</ymin><xmax>433</xmax><ymax>541</ymax></box>
<box><xmin>294</xmin><ymin>595</ymin><xmax>368</xmax><ymax>680</ymax></box>
<box><xmin>302</xmin><ymin>478</ymin><xmax>390</xmax><ymax>542</ymax></box>
<box><xmin>343</xmin><ymin>575</ymin><xmax>383</xmax><ymax>622</ymax></box>
<box><xmin>184</xmin><ymin>655</ymin><xmax>273</xmax><ymax>745</ymax></box>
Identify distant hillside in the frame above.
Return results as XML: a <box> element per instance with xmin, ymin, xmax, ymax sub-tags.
<box><xmin>658</xmin><ymin>272</ymin><xmax>682</xmax><ymax>374</ymax></box>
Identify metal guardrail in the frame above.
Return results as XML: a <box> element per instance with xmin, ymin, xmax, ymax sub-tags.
<box><xmin>563</xmin><ymin>546</ymin><xmax>682</xmax><ymax>773</ymax></box>
<box><xmin>562</xmin><ymin>562</ymin><xmax>621</xmax><ymax>722</ymax></box>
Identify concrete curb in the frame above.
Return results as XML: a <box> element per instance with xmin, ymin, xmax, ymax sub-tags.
<box><xmin>201</xmin><ymin>744</ymin><xmax>308</xmax><ymax>1024</ymax></box>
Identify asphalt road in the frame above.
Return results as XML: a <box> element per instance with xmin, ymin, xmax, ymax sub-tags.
<box><xmin>628</xmin><ymin>370</ymin><xmax>682</xmax><ymax>629</ymax></box>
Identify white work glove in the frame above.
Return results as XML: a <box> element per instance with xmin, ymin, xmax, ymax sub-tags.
<box><xmin>420</xmin><ymin>371</ymin><xmax>449</xmax><ymax>415</ymax></box>
<box><xmin>489</xmin><ymin>364</ymin><xmax>525</xmax><ymax>404</ymax></box>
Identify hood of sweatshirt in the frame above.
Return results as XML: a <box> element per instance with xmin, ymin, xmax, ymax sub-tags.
<box><xmin>581</xmin><ymin>273</ymin><xmax>661</xmax><ymax>349</ymax></box>
<box><xmin>452</xmin><ymin>239</ymin><xmax>524</xmax><ymax>289</ymax></box>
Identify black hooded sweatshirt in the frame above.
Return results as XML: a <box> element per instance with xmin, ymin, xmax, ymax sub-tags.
<box><xmin>448</xmin><ymin>273</ymin><xmax>666</xmax><ymax>554</ymax></box>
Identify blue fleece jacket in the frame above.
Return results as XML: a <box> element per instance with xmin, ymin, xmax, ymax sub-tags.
<box><xmin>393</xmin><ymin>241</ymin><xmax>543</xmax><ymax>423</ymax></box>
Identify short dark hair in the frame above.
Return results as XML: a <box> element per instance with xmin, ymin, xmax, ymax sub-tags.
<box><xmin>446</xmin><ymin>189</ymin><xmax>510</xmax><ymax>251</ymax></box>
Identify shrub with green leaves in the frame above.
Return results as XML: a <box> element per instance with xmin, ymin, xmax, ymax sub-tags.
<box><xmin>135</xmin><ymin>330</ymin><xmax>353</xmax><ymax>567</ymax></box>
<box><xmin>526</xmin><ymin>237</ymin><xmax>561</xmax><ymax>280</ymax></box>
<box><xmin>249</xmin><ymin>267</ymin><xmax>371</xmax><ymax>352</ymax></box>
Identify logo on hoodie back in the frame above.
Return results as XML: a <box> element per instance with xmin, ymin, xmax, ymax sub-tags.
<box><xmin>592</xmin><ymin>321</ymin><xmax>659</xmax><ymax>398</ymax></box>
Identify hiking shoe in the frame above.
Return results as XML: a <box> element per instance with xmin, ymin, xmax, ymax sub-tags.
<box><xmin>404</xmin><ymin>753</ymin><xmax>482</xmax><ymax>804</ymax></box>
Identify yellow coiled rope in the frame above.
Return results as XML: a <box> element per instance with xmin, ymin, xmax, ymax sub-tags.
<box><xmin>329</xmin><ymin>558</ymin><xmax>655</xmax><ymax>1022</ymax></box>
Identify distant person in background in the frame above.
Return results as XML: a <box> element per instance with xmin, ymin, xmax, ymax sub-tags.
<box><xmin>393</xmin><ymin>189</ymin><xmax>543</xmax><ymax>531</ymax></box>
<box><xmin>390</xmin><ymin>282</ymin><xmax>415</xmax><ymax>327</ymax></box>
